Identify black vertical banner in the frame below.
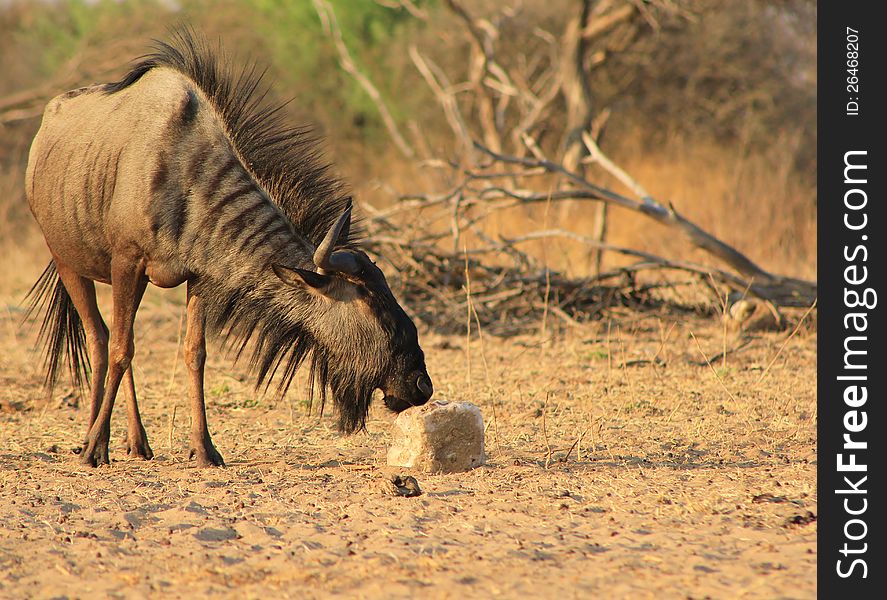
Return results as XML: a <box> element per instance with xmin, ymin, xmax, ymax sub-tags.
<box><xmin>818</xmin><ymin>2</ymin><xmax>885</xmax><ymax>597</ymax></box>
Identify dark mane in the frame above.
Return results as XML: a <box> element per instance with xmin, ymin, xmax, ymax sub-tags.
<box><xmin>103</xmin><ymin>29</ymin><xmax>373</xmax><ymax>431</ymax></box>
<box><xmin>205</xmin><ymin>284</ymin><xmax>375</xmax><ymax>434</ymax></box>
<box><xmin>104</xmin><ymin>28</ymin><xmax>361</xmax><ymax>249</ymax></box>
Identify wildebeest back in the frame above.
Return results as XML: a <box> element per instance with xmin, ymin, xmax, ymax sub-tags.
<box><xmin>26</xmin><ymin>68</ymin><xmax>239</xmax><ymax>286</ymax></box>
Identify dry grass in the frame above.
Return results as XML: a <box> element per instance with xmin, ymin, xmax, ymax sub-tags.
<box><xmin>0</xmin><ymin>247</ymin><xmax>816</xmax><ymax>598</ymax></box>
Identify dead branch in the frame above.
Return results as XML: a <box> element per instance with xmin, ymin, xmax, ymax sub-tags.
<box><xmin>365</xmin><ymin>231</ymin><xmax>713</xmax><ymax>335</ymax></box>
<box><xmin>0</xmin><ymin>105</ymin><xmax>45</xmax><ymax>127</ymax></box>
<box><xmin>312</xmin><ymin>0</ymin><xmax>415</xmax><ymax>159</ymax></box>
<box><xmin>471</xmin><ymin>141</ymin><xmax>816</xmax><ymax>307</ymax></box>
<box><xmin>581</xmin><ymin>130</ymin><xmax>650</xmax><ymax>199</ymax></box>
<box><xmin>408</xmin><ymin>46</ymin><xmax>473</xmax><ymax>162</ymax></box>
<box><xmin>581</xmin><ymin>3</ymin><xmax>637</xmax><ymax>40</ymax></box>
<box><xmin>442</xmin><ymin>0</ymin><xmax>507</xmax><ymax>153</ymax></box>
<box><xmin>464</xmin><ymin>228</ymin><xmax>781</xmax><ymax>294</ymax></box>
<box><xmin>373</xmin><ymin>0</ymin><xmax>428</xmax><ymax>20</ymax></box>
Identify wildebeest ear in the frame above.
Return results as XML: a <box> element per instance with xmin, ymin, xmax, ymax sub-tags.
<box><xmin>273</xmin><ymin>264</ymin><xmax>328</xmax><ymax>289</ymax></box>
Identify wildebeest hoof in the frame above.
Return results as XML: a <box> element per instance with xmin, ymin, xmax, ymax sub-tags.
<box><xmin>126</xmin><ymin>435</ymin><xmax>154</xmax><ymax>460</ymax></box>
<box><xmin>189</xmin><ymin>444</ymin><xmax>225</xmax><ymax>467</ymax></box>
<box><xmin>80</xmin><ymin>436</ymin><xmax>111</xmax><ymax>467</ymax></box>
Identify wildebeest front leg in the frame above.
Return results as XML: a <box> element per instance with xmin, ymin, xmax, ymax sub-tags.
<box><xmin>184</xmin><ymin>286</ymin><xmax>225</xmax><ymax>467</ymax></box>
<box><xmin>81</xmin><ymin>260</ymin><xmax>147</xmax><ymax>467</ymax></box>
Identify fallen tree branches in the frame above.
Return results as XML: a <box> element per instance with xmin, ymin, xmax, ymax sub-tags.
<box><xmin>472</xmin><ymin>141</ymin><xmax>816</xmax><ymax>307</ymax></box>
<box><xmin>354</xmin><ymin>130</ymin><xmax>814</xmax><ymax>332</ymax></box>
<box><xmin>367</xmin><ymin>233</ymin><xmax>713</xmax><ymax>335</ymax></box>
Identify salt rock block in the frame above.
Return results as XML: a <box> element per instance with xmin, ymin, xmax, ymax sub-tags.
<box><xmin>387</xmin><ymin>400</ymin><xmax>485</xmax><ymax>473</ymax></box>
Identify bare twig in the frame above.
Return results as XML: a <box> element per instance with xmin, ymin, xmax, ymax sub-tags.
<box><xmin>541</xmin><ymin>398</ymin><xmax>553</xmax><ymax>468</ymax></box>
<box><xmin>473</xmin><ymin>141</ymin><xmax>816</xmax><ymax>307</ymax></box>
<box><xmin>756</xmin><ymin>300</ymin><xmax>817</xmax><ymax>384</ymax></box>
<box><xmin>313</xmin><ymin>0</ymin><xmax>415</xmax><ymax>159</ymax></box>
<box><xmin>409</xmin><ymin>45</ymin><xmax>473</xmax><ymax>161</ymax></box>
<box><xmin>374</xmin><ymin>0</ymin><xmax>428</xmax><ymax>20</ymax></box>
<box><xmin>687</xmin><ymin>337</ymin><xmax>755</xmax><ymax>367</ymax></box>
<box><xmin>581</xmin><ymin>130</ymin><xmax>651</xmax><ymax>200</ymax></box>
<box><xmin>581</xmin><ymin>3</ymin><xmax>637</xmax><ymax>39</ymax></box>
<box><xmin>689</xmin><ymin>331</ymin><xmax>737</xmax><ymax>403</ymax></box>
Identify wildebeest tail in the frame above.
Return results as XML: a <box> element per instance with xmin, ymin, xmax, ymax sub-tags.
<box><xmin>23</xmin><ymin>261</ymin><xmax>90</xmax><ymax>393</ymax></box>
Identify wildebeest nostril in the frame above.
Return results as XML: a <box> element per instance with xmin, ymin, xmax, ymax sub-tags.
<box><xmin>416</xmin><ymin>374</ymin><xmax>433</xmax><ymax>399</ymax></box>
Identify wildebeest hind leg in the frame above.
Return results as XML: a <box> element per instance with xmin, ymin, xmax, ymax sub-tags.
<box><xmin>81</xmin><ymin>260</ymin><xmax>147</xmax><ymax>467</ymax></box>
<box><xmin>184</xmin><ymin>285</ymin><xmax>224</xmax><ymax>467</ymax></box>
<box><xmin>122</xmin><ymin>366</ymin><xmax>153</xmax><ymax>459</ymax></box>
<box><xmin>52</xmin><ymin>262</ymin><xmax>109</xmax><ymax>452</ymax></box>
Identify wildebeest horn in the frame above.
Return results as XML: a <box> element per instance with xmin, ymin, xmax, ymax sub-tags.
<box><xmin>417</xmin><ymin>373</ymin><xmax>433</xmax><ymax>398</ymax></box>
<box><xmin>314</xmin><ymin>201</ymin><xmax>359</xmax><ymax>275</ymax></box>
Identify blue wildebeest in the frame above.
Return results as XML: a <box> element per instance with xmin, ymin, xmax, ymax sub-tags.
<box><xmin>25</xmin><ymin>32</ymin><xmax>433</xmax><ymax>467</ymax></box>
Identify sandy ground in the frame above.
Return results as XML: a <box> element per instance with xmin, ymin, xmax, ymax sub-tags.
<box><xmin>0</xmin><ymin>244</ymin><xmax>816</xmax><ymax>599</ymax></box>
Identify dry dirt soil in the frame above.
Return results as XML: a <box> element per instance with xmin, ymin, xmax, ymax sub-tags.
<box><xmin>0</xmin><ymin>243</ymin><xmax>817</xmax><ymax>599</ymax></box>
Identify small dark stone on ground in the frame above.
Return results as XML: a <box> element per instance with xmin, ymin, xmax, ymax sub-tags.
<box><xmin>784</xmin><ymin>511</ymin><xmax>816</xmax><ymax>527</ymax></box>
<box><xmin>379</xmin><ymin>474</ymin><xmax>422</xmax><ymax>497</ymax></box>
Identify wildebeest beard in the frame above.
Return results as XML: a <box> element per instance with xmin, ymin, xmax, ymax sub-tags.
<box><xmin>193</xmin><ymin>278</ymin><xmax>382</xmax><ymax>434</ymax></box>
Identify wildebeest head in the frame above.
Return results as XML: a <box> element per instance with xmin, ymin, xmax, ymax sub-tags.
<box><xmin>272</xmin><ymin>202</ymin><xmax>433</xmax><ymax>432</ymax></box>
